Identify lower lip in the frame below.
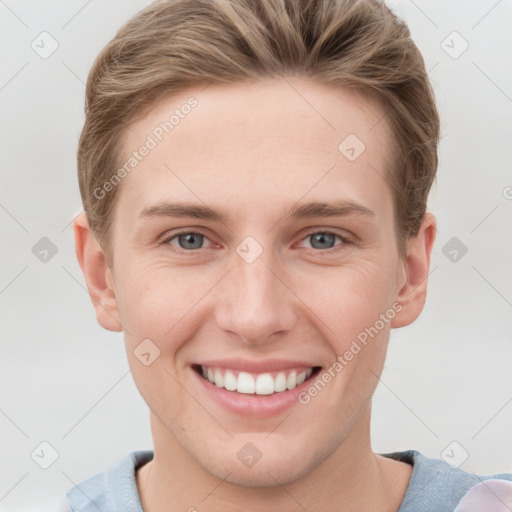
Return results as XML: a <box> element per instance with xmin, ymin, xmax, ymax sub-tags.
<box><xmin>190</xmin><ymin>366</ymin><xmax>318</xmax><ymax>418</ymax></box>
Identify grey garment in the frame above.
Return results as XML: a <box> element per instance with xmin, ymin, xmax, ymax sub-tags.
<box><xmin>381</xmin><ymin>450</ymin><xmax>512</xmax><ymax>511</ymax></box>
<box><xmin>64</xmin><ymin>449</ymin><xmax>512</xmax><ymax>511</ymax></box>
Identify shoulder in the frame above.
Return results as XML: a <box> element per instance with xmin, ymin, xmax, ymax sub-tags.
<box><xmin>64</xmin><ymin>450</ymin><xmax>154</xmax><ymax>512</ymax></box>
<box><xmin>382</xmin><ymin>449</ymin><xmax>512</xmax><ymax>512</ymax></box>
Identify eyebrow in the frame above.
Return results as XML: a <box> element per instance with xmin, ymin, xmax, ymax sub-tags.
<box><xmin>284</xmin><ymin>201</ymin><xmax>375</xmax><ymax>220</ymax></box>
<box><xmin>139</xmin><ymin>202</ymin><xmax>227</xmax><ymax>222</ymax></box>
<box><xmin>139</xmin><ymin>200</ymin><xmax>375</xmax><ymax>223</ymax></box>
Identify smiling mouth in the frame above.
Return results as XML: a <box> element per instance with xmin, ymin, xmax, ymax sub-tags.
<box><xmin>192</xmin><ymin>364</ymin><xmax>322</xmax><ymax>395</ymax></box>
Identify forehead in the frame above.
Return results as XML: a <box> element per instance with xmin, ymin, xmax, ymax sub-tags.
<box><xmin>118</xmin><ymin>77</ymin><xmax>393</xmax><ymax>220</ymax></box>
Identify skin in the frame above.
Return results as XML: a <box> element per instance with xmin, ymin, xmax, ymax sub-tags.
<box><xmin>74</xmin><ymin>77</ymin><xmax>436</xmax><ymax>512</ymax></box>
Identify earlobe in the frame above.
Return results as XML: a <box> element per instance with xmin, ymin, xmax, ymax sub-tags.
<box><xmin>73</xmin><ymin>213</ymin><xmax>123</xmax><ymax>332</ymax></box>
<box><xmin>391</xmin><ymin>213</ymin><xmax>436</xmax><ymax>328</ymax></box>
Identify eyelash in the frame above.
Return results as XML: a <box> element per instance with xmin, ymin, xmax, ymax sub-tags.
<box><xmin>160</xmin><ymin>229</ymin><xmax>353</xmax><ymax>255</ymax></box>
<box><xmin>297</xmin><ymin>229</ymin><xmax>352</xmax><ymax>254</ymax></box>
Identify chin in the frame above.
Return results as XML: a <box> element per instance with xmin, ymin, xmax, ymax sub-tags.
<box><xmin>192</xmin><ymin>437</ymin><xmax>330</xmax><ymax>489</ymax></box>
<box><xmin>207</xmin><ymin>457</ymin><xmax>311</xmax><ymax>488</ymax></box>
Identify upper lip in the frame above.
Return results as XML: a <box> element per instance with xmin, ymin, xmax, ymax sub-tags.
<box><xmin>194</xmin><ymin>358</ymin><xmax>321</xmax><ymax>374</ymax></box>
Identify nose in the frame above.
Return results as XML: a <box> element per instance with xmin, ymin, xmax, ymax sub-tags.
<box><xmin>214</xmin><ymin>253</ymin><xmax>297</xmax><ymax>346</ymax></box>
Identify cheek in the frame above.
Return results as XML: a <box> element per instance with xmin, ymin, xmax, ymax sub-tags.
<box><xmin>299</xmin><ymin>259</ymin><xmax>398</xmax><ymax>346</ymax></box>
<box><xmin>115</xmin><ymin>264</ymin><xmax>201</xmax><ymax>409</ymax></box>
<box><xmin>322</xmin><ymin>262</ymin><xmax>398</xmax><ymax>398</ymax></box>
<box><xmin>296</xmin><ymin>260</ymin><xmax>396</xmax><ymax>409</ymax></box>
<box><xmin>114</xmin><ymin>261</ymin><xmax>219</xmax><ymax>349</ymax></box>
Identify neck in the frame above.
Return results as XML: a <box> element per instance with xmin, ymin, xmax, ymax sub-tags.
<box><xmin>137</xmin><ymin>404</ymin><xmax>411</xmax><ymax>512</ymax></box>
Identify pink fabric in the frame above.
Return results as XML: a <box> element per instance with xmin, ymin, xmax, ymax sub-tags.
<box><xmin>454</xmin><ymin>479</ymin><xmax>512</xmax><ymax>511</ymax></box>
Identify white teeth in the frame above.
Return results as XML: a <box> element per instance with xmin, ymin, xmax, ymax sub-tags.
<box><xmin>286</xmin><ymin>371</ymin><xmax>297</xmax><ymax>390</ymax></box>
<box><xmin>214</xmin><ymin>369</ymin><xmax>224</xmax><ymax>388</ymax></box>
<box><xmin>224</xmin><ymin>370</ymin><xmax>237</xmax><ymax>391</ymax></box>
<box><xmin>255</xmin><ymin>373</ymin><xmax>274</xmax><ymax>395</ymax></box>
<box><xmin>237</xmin><ymin>372</ymin><xmax>255</xmax><ymax>394</ymax></box>
<box><xmin>296</xmin><ymin>371</ymin><xmax>306</xmax><ymax>385</ymax></box>
<box><xmin>200</xmin><ymin>366</ymin><xmax>315</xmax><ymax>394</ymax></box>
<box><xmin>274</xmin><ymin>372</ymin><xmax>287</xmax><ymax>392</ymax></box>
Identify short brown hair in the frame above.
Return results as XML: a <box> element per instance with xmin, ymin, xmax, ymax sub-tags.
<box><xmin>78</xmin><ymin>0</ymin><xmax>439</xmax><ymax>261</ymax></box>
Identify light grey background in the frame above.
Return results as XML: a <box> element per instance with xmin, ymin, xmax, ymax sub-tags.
<box><xmin>1</xmin><ymin>0</ymin><xmax>511</xmax><ymax>509</ymax></box>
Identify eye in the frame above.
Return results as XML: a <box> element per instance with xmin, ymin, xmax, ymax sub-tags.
<box><xmin>298</xmin><ymin>231</ymin><xmax>350</xmax><ymax>252</ymax></box>
<box><xmin>164</xmin><ymin>231</ymin><xmax>214</xmax><ymax>251</ymax></box>
<box><xmin>308</xmin><ymin>232</ymin><xmax>336</xmax><ymax>250</ymax></box>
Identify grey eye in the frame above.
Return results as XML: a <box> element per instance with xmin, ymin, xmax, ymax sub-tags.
<box><xmin>177</xmin><ymin>233</ymin><xmax>204</xmax><ymax>250</ymax></box>
<box><xmin>309</xmin><ymin>232</ymin><xmax>336</xmax><ymax>249</ymax></box>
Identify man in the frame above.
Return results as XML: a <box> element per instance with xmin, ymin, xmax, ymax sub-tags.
<box><xmin>65</xmin><ymin>0</ymin><xmax>512</xmax><ymax>510</ymax></box>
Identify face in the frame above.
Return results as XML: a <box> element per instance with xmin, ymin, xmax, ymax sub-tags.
<box><xmin>89</xmin><ymin>78</ymin><xmax>418</xmax><ymax>486</ymax></box>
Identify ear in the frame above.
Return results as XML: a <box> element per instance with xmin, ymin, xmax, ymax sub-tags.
<box><xmin>391</xmin><ymin>213</ymin><xmax>436</xmax><ymax>328</ymax></box>
<box><xmin>73</xmin><ymin>212</ymin><xmax>122</xmax><ymax>332</ymax></box>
